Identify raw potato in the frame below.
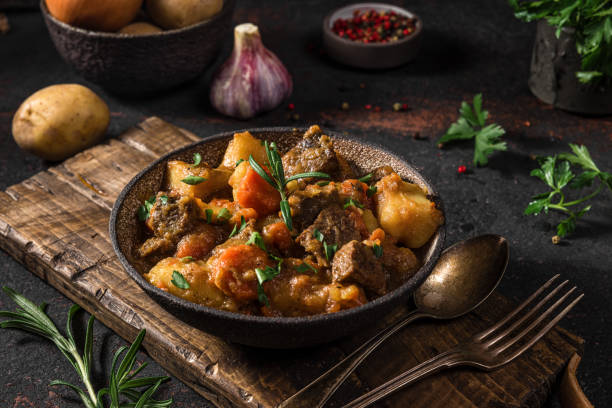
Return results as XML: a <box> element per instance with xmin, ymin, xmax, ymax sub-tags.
<box><xmin>12</xmin><ymin>84</ymin><xmax>109</xmax><ymax>161</ymax></box>
<box><xmin>220</xmin><ymin>131</ymin><xmax>266</xmax><ymax>169</ymax></box>
<box><xmin>146</xmin><ymin>0</ymin><xmax>223</xmax><ymax>29</ymax></box>
<box><xmin>374</xmin><ymin>173</ymin><xmax>444</xmax><ymax>248</ymax></box>
<box><xmin>119</xmin><ymin>22</ymin><xmax>162</xmax><ymax>34</ymax></box>
<box><xmin>166</xmin><ymin>160</ymin><xmax>232</xmax><ymax>199</ymax></box>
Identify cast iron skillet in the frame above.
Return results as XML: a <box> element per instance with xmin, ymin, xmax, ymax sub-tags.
<box><xmin>109</xmin><ymin>127</ymin><xmax>445</xmax><ymax>348</ymax></box>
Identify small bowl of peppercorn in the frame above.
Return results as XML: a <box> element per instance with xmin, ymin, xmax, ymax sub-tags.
<box><xmin>322</xmin><ymin>3</ymin><xmax>422</xmax><ymax>69</ymax></box>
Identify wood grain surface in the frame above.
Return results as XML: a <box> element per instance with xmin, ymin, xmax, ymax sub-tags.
<box><xmin>0</xmin><ymin>117</ymin><xmax>584</xmax><ymax>408</ymax></box>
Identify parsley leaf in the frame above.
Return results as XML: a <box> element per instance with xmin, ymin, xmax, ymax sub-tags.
<box><xmin>235</xmin><ymin>158</ymin><xmax>244</xmax><ymax>167</ymax></box>
<box><xmin>191</xmin><ymin>153</ymin><xmax>202</xmax><ymax>167</ymax></box>
<box><xmin>343</xmin><ymin>198</ymin><xmax>365</xmax><ymax>209</ymax></box>
<box><xmin>255</xmin><ymin>265</ymin><xmax>281</xmax><ymax>306</ymax></box>
<box><xmin>217</xmin><ymin>208</ymin><xmax>230</xmax><ymax>221</ymax></box>
<box><xmin>181</xmin><ymin>175</ymin><xmax>206</xmax><ymax>185</ymax></box>
<box><xmin>358</xmin><ymin>173</ymin><xmax>373</xmax><ymax>183</ymax></box>
<box><xmin>312</xmin><ymin>229</ymin><xmax>338</xmax><ymax>260</ymax></box>
<box><xmin>295</xmin><ymin>262</ymin><xmax>317</xmax><ymax>274</ymax></box>
<box><xmin>171</xmin><ymin>271</ymin><xmax>190</xmax><ymax>289</ymax></box>
<box><xmin>367</xmin><ymin>185</ymin><xmax>377</xmax><ymax>197</ymax></box>
<box><xmin>137</xmin><ymin>195</ymin><xmax>156</xmax><ymax>221</ymax></box>
<box><xmin>372</xmin><ymin>243</ymin><xmax>383</xmax><ymax>258</ymax></box>
<box><xmin>159</xmin><ymin>195</ymin><xmax>169</xmax><ymax>205</ymax></box>
<box><xmin>229</xmin><ymin>216</ymin><xmax>247</xmax><ymax>238</ymax></box>
<box><xmin>205</xmin><ymin>208</ymin><xmax>213</xmax><ymax>224</ymax></box>
<box><xmin>438</xmin><ymin>94</ymin><xmax>507</xmax><ymax>166</ymax></box>
<box><xmin>246</xmin><ymin>231</ymin><xmax>267</xmax><ymax>251</ymax></box>
<box><xmin>524</xmin><ymin>144</ymin><xmax>611</xmax><ymax>239</ymax></box>
<box><xmin>180</xmin><ymin>256</ymin><xmax>194</xmax><ymax>263</ymax></box>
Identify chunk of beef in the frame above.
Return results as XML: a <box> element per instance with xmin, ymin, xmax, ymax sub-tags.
<box><xmin>382</xmin><ymin>241</ymin><xmax>420</xmax><ymax>290</ymax></box>
<box><xmin>288</xmin><ymin>183</ymin><xmax>340</xmax><ymax>231</ymax></box>
<box><xmin>332</xmin><ymin>240</ymin><xmax>387</xmax><ymax>296</ymax></box>
<box><xmin>145</xmin><ymin>193</ymin><xmax>201</xmax><ymax>242</ymax></box>
<box><xmin>296</xmin><ymin>206</ymin><xmax>361</xmax><ymax>267</ymax></box>
<box><xmin>138</xmin><ymin>236</ymin><xmax>174</xmax><ymax>260</ymax></box>
<box><xmin>282</xmin><ymin>125</ymin><xmax>339</xmax><ymax>178</ymax></box>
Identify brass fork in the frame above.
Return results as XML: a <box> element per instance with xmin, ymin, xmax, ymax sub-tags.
<box><xmin>341</xmin><ymin>275</ymin><xmax>583</xmax><ymax>408</ymax></box>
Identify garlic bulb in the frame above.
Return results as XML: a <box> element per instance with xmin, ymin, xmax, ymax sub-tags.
<box><xmin>210</xmin><ymin>23</ymin><xmax>293</xmax><ymax>119</ymax></box>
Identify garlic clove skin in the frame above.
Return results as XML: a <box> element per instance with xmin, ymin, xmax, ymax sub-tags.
<box><xmin>210</xmin><ymin>23</ymin><xmax>293</xmax><ymax>119</ymax></box>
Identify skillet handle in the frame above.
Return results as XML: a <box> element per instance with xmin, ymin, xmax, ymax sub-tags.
<box><xmin>559</xmin><ymin>353</ymin><xmax>593</xmax><ymax>408</ymax></box>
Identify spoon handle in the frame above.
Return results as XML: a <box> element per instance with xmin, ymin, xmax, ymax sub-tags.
<box><xmin>278</xmin><ymin>310</ymin><xmax>427</xmax><ymax>408</ymax></box>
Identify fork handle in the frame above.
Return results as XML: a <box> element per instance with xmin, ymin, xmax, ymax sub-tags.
<box><xmin>278</xmin><ymin>310</ymin><xmax>428</xmax><ymax>408</ymax></box>
<box><xmin>341</xmin><ymin>349</ymin><xmax>462</xmax><ymax>408</ymax></box>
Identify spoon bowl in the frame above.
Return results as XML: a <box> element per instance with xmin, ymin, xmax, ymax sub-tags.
<box><xmin>414</xmin><ymin>234</ymin><xmax>509</xmax><ymax>319</ymax></box>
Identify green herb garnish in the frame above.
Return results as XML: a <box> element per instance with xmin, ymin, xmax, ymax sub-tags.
<box><xmin>229</xmin><ymin>216</ymin><xmax>247</xmax><ymax>238</ymax></box>
<box><xmin>0</xmin><ymin>287</ymin><xmax>172</xmax><ymax>408</ymax></box>
<box><xmin>367</xmin><ymin>185</ymin><xmax>377</xmax><ymax>197</ymax></box>
<box><xmin>509</xmin><ymin>0</ymin><xmax>612</xmax><ymax>83</ymax></box>
<box><xmin>191</xmin><ymin>152</ymin><xmax>202</xmax><ymax>167</ymax></box>
<box><xmin>137</xmin><ymin>195</ymin><xmax>156</xmax><ymax>221</ymax></box>
<box><xmin>235</xmin><ymin>158</ymin><xmax>245</xmax><ymax>167</ymax></box>
<box><xmin>217</xmin><ymin>208</ymin><xmax>230</xmax><ymax>221</ymax></box>
<box><xmin>180</xmin><ymin>256</ymin><xmax>194</xmax><ymax>263</ymax></box>
<box><xmin>249</xmin><ymin>142</ymin><xmax>330</xmax><ymax>231</ymax></box>
<box><xmin>159</xmin><ymin>195</ymin><xmax>169</xmax><ymax>205</ymax></box>
<box><xmin>205</xmin><ymin>208</ymin><xmax>213</xmax><ymax>224</ymax></box>
<box><xmin>181</xmin><ymin>175</ymin><xmax>206</xmax><ymax>185</ymax></box>
<box><xmin>438</xmin><ymin>94</ymin><xmax>507</xmax><ymax>166</ymax></box>
<box><xmin>246</xmin><ymin>231</ymin><xmax>267</xmax><ymax>251</ymax></box>
<box><xmin>295</xmin><ymin>262</ymin><xmax>317</xmax><ymax>274</ymax></box>
<box><xmin>358</xmin><ymin>173</ymin><xmax>373</xmax><ymax>183</ymax></box>
<box><xmin>313</xmin><ymin>229</ymin><xmax>338</xmax><ymax>261</ymax></box>
<box><xmin>343</xmin><ymin>198</ymin><xmax>364</xmax><ymax>209</ymax></box>
<box><xmin>372</xmin><ymin>243</ymin><xmax>383</xmax><ymax>258</ymax></box>
<box><xmin>171</xmin><ymin>270</ymin><xmax>190</xmax><ymax>289</ymax></box>
<box><xmin>525</xmin><ymin>144</ymin><xmax>611</xmax><ymax>239</ymax></box>
<box><xmin>317</xmin><ymin>180</ymin><xmax>330</xmax><ymax>187</ymax></box>
<box><xmin>255</xmin><ymin>261</ymin><xmax>282</xmax><ymax>306</ymax></box>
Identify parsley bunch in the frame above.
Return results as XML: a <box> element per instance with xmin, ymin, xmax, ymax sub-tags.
<box><xmin>525</xmin><ymin>144</ymin><xmax>612</xmax><ymax>238</ymax></box>
<box><xmin>249</xmin><ymin>141</ymin><xmax>330</xmax><ymax>231</ymax></box>
<box><xmin>509</xmin><ymin>0</ymin><xmax>612</xmax><ymax>83</ymax></box>
<box><xmin>438</xmin><ymin>94</ymin><xmax>507</xmax><ymax>166</ymax></box>
<box><xmin>0</xmin><ymin>287</ymin><xmax>172</xmax><ymax>408</ymax></box>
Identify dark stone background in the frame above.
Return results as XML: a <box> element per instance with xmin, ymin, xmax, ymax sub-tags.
<box><xmin>0</xmin><ymin>0</ymin><xmax>610</xmax><ymax>407</ymax></box>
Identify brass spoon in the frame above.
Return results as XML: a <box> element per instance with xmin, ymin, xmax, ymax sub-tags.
<box><xmin>279</xmin><ymin>234</ymin><xmax>509</xmax><ymax>408</ymax></box>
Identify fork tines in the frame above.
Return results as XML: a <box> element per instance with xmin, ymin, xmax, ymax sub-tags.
<box><xmin>476</xmin><ymin>274</ymin><xmax>583</xmax><ymax>365</ymax></box>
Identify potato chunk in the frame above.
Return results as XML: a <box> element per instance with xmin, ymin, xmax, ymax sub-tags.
<box><xmin>166</xmin><ymin>160</ymin><xmax>231</xmax><ymax>200</ymax></box>
<box><xmin>220</xmin><ymin>131</ymin><xmax>267</xmax><ymax>169</ymax></box>
<box><xmin>144</xmin><ymin>257</ymin><xmax>239</xmax><ymax>311</ymax></box>
<box><xmin>374</xmin><ymin>173</ymin><xmax>444</xmax><ymax>248</ymax></box>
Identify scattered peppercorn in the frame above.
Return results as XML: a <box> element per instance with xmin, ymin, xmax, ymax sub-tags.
<box><xmin>364</xmin><ymin>104</ymin><xmax>372</xmax><ymax>110</ymax></box>
<box><xmin>341</xmin><ymin>102</ymin><xmax>350</xmax><ymax>110</ymax></box>
<box><xmin>291</xmin><ymin>113</ymin><xmax>300</xmax><ymax>120</ymax></box>
<box><xmin>288</xmin><ymin>103</ymin><xmax>295</xmax><ymax>110</ymax></box>
<box><xmin>402</xmin><ymin>103</ymin><xmax>408</xmax><ymax>110</ymax></box>
<box><xmin>552</xmin><ymin>235</ymin><xmax>561</xmax><ymax>245</ymax></box>
<box><xmin>392</xmin><ymin>102</ymin><xmax>402</xmax><ymax>111</ymax></box>
<box><xmin>457</xmin><ymin>165</ymin><xmax>467</xmax><ymax>174</ymax></box>
<box><xmin>373</xmin><ymin>106</ymin><xmax>381</xmax><ymax>112</ymax></box>
<box><xmin>524</xmin><ymin>120</ymin><xmax>531</xmax><ymax>127</ymax></box>
<box><xmin>332</xmin><ymin>9</ymin><xmax>417</xmax><ymax>43</ymax></box>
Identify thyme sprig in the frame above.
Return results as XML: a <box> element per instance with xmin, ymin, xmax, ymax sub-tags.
<box><xmin>524</xmin><ymin>144</ymin><xmax>611</xmax><ymax>239</ymax></box>
<box><xmin>0</xmin><ymin>287</ymin><xmax>172</xmax><ymax>408</ymax></box>
<box><xmin>249</xmin><ymin>142</ymin><xmax>330</xmax><ymax>231</ymax></box>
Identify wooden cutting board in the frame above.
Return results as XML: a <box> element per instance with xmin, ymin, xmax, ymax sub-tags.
<box><xmin>0</xmin><ymin>117</ymin><xmax>583</xmax><ymax>408</ymax></box>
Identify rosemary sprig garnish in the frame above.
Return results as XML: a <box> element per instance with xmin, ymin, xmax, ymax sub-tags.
<box><xmin>249</xmin><ymin>142</ymin><xmax>330</xmax><ymax>231</ymax></box>
<box><xmin>0</xmin><ymin>287</ymin><xmax>172</xmax><ymax>408</ymax></box>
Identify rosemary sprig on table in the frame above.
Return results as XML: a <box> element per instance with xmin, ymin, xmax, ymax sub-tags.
<box><xmin>0</xmin><ymin>287</ymin><xmax>172</xmax><ymax>408</ymax></box>
<box><xmin>249</xmin><ymin>141</ymin><xmax>330</xmax><ymax>231</ymax></box>
<box><xmin>524</xmin><ymin>144</ymin><xmax>612</xmax><ymax>240</ymax></box>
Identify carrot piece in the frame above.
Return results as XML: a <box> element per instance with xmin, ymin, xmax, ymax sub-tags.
<box><xmin>235</xmin><ymin>166</ymin><xmax>281</xmax><ymax>216</ymax></box>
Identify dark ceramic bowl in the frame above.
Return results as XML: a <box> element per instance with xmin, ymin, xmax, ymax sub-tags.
<box><xmin>110</xmin><ymin>127</ymin><xmax>445</xmax><ymax>348</ymax></box>
<box><xmin>322</xmin><ymin>3</ymin><xmax>423</xmax><ymax>69</ymax></box>
<box><xmin>40</xmin><ymin>0</ymin><xmax>234</xmax><ymax>94</ymax></box>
